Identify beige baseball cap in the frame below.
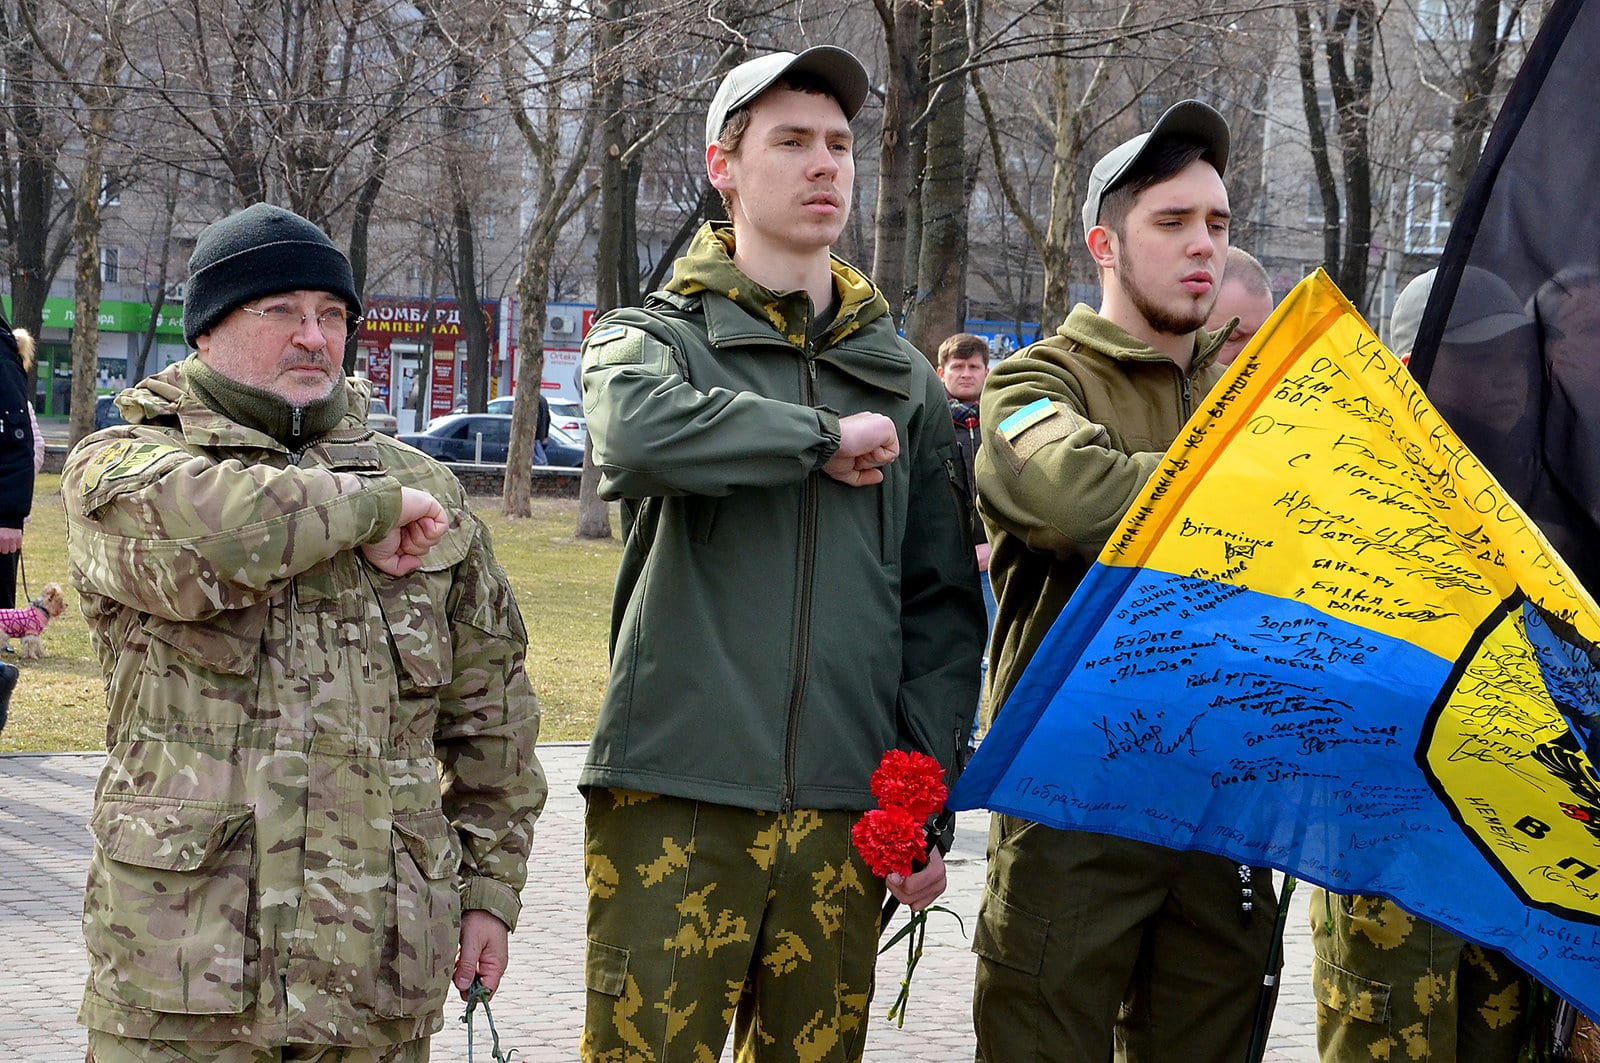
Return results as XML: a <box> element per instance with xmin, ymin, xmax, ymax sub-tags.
<box><xmin>1081</xmin><ymin>100</ymin><xmax>1230</xmax><ymax>236</ymax></box>
<box><xmin>704</xmin><ymin>46</ymin><xmax>870</xmax><ymax>148</ymax></box>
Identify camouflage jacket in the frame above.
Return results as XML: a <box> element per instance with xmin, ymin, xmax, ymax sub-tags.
<box><xmin>63</xmin><ymin>360</ymin><xmax>545</xmax><ymax>1047</ymax></box>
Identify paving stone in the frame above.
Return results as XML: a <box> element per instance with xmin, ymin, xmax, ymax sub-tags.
<box><xmin>0</xmin><ymin>747</ymin><xmax>1319</xmax><ymax>1061</ymax></box>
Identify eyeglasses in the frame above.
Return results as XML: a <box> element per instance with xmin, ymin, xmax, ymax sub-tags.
<box><xmin>239</xmin><ymin>304</ymin><xmax>363</xmax><ymax>334</ymax></box>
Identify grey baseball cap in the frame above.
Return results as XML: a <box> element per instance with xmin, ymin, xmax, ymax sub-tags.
<box><xmin>704</xmin><ymin>46</ymin><xmax>870</xmax><ymax>148</ymax></box>
<box><xmin>1081</xmin><ymin>99</ymin><xmax>1230</xmax><ymax>237</ymax></box>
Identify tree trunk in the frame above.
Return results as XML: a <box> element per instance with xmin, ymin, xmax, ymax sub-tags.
<box><xmin>134</xmin><ymin>184</ymin><xmax>180</xmax><ymax>384</ymax></box>
<box><xmin>2</xmin><ymin>17</ymin><xmax>57</xmax><ymax>343</ymax></box>
<box><xmin>1039</xmin><ymin>54</ymin><xmax>1080</xmax><ymax>328</ymax></box>
<box><xmin>503</xmin><ymin>243</ymin><xmax>549</xmax><ymax>518</ymax></box>
<box><xmin>869</xmin><ymin>0</ymin><xmax>927</xmax><ymax>320</ymax></box>
<box><xmin>1324</xmin><ymin>0</ymin><xmax>1376</xmax><ymax>309</ymax></box>
<box><xmin>1295</xmin><ymin>3</ymin><xmax>1343</xmax><ymax>285</ymax></box>
<box><xmin>902</xmin><ymin>0</ymin><xmax>969</xmax><ymax>361</ymax></box>
<box><xmin>1443</xmin><ymin>0</ymin><xmax>1513</xmax><ymax>215</ymax></box>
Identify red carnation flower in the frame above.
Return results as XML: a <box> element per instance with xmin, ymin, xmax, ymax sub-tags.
<box><xmin>869</xmin><ymin>749</ymin><xmax>948</xmax><ymax>822</ymax></box>
<box><xmin>851</xmin><ymin>806</ymin><xmax>927</xmax><ymax>879</ymax></box>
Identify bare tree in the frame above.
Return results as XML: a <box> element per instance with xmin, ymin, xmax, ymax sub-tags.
<box><xmin>134</xmin><ymin>0</ymin><xmax>433</xmax><ymax>301</ymax></box>
<box><xmin>20</xmin><ymin>0</ymin><xmax>141</xmax><ymax>444</ymax></box>
<box><xmin>902</xmin><ymin>0</ymin><xmax>972</xmax><ymax>360</ymax></box>
<box><xmin>1295</xmin><ymin>0</ymin><xmax>1376</xmax><ymax>308</ymax></box>
<box><xmin>0</xmin><ymin>0</ymin><xmax>75</xmax><ymax>348</ymax></box>
<box><xmin>497</xmin><ymin>1</ymin><xmax>600</xmax><ymax>519</ymax></box>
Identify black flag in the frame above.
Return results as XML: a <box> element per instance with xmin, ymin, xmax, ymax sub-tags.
<box><xmin>1408</xmin><ymin>0</ymin><xmax>1600</xmax><ymax>597</ymax></box>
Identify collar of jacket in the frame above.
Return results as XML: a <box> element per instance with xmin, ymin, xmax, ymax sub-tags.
<box><xmin>118</xmin><ymin>360</ymin><xmax>377</xmax><ymax>455</ymax></box>
<box><xmin>656</xmin><ymin>287</ymin><xmax>916</xmax><ymax>402</ymax></box>
<box><xmin>664</xmin><ymin>223</ymin><xmax>892</xmax><ymax>352</ymax></box>
<box><xmin>1055</xmin><ymin>303</ymin><xmax>1229</xmax><ymax>373</ymax></box>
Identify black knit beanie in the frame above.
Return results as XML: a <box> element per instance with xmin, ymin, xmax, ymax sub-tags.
<box><xmin>182</xmin><ymin>204</ymin><xmax>362</xmax><ymax>347</ymax></box>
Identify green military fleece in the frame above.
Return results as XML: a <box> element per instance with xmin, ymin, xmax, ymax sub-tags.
<box><xmin>976</xmin><ymin>303</ymin><xmax>1229</xmax><ymax>718</ymax></box>
<box><xmin>580</xmin><ymin>223</ymin><xmax>986</xmax><ymax>811</ymax></box>
<box><xmin>64</xmin><ymin>361</ymin><xmax>546</xmax><ymax>1047</ymax></box>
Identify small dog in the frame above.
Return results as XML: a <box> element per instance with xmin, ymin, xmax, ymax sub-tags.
<box><xmin>0</xmin><ymin>582</ymin><xmax>66</xmax><ymax>659</ymax></box>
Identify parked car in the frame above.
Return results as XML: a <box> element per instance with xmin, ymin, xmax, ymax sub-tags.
<box><xmin>548</xmin><ymin>398</ymin><xmax>587</xmax><ymax>442</ymax></box>
<box><xmin>367</xmin><ymin>397</ymin><xmax>398</xmax><ymax>436</ymax></box>
<box><xmin>449</xmin><ymin>395</ymin><xmax>586</xmax><ymax>442</ymax></box>
<box><xmin>397</xmin><ymin>413</ymin><xmax>582</xmax><ymax>468</ymax></box>
<box><xmin>542</xmin><ymin>423</ymin><xmax>583</xmax><ymax>468</ymax></box>
<box><xmin>94</xmin><ymin>394</ymin><xmax>128</xmax><ymax>431</ymax></box>
<box><xmin>399</xmin><ymin>414</ymin><xmax>514</xmax><ymax>463</ymax></box>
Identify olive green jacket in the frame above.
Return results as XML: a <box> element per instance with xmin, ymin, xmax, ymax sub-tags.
<box><xmin>579</xmin><ymin>224</ymin><xmax>986</xmax><ymax>810</ymax></box>
<box><xmin>64</xmin><ymin>362</ymin><xmax>545</xmax><ymax>1047</ymax></box>
<box><xmin>976</xmin><ymin>303</ymin><xmax>1230</xmax><ymax>721</ymax></box>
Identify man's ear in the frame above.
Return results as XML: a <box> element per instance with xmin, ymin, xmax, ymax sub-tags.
<box><xmin>1086</xmin><ymin>224</ymin><xmax>1117</xmax><ymax>270</ymax></box>
<box><xmin>706</xmin><ymin>143</ymin><xmax>735</xmax><ymax>195</ymax></box>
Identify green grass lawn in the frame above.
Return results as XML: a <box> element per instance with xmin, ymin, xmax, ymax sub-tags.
<box><xmin>0</xmin><ymin>476</ymin><xmax>622</xmax><ymax>753</ymax></box>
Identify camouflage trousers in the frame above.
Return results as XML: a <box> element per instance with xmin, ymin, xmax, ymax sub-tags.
<box><xmin>971</xmin><ymin>818</ymin><xmax>1280</xmax><ymax>1063</ymax></box>
<box><xmin>86</xmin><ymin>1031</ymin><xmax>430</xmax><ymax>1062</ymax></box>
<box><xmin>1310</xmin><ymin>888</ymin><xmax>1531</xmax><ymax>1061</ymax></box>
<box><xmin>580</xmin><ymin>789</ymin><xmax>887</xmax><ymax>1063</ymax></box>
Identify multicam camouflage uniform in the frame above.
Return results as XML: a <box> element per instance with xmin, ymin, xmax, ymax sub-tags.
<box><xmin>64</xmin><ymin>362</ymin><xmax>546</xmax><ymax>1050</ymax></box>
<box><xmin>1311</xmin><ymin>888</ymin><xmax>1533</xmax><ymax>1061</ymax></box>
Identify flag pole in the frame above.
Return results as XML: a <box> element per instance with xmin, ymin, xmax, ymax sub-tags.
<box><xmin>1245</xmin><ymin>875</ymin><xmax>1297</xmax><ymax>1063</ymax></box>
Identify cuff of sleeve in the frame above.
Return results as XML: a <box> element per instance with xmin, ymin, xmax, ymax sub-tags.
<box><xmin>814</xmin><ymin>408</ymin><xmax>842</xmax><ymax>468</ymax></box>
<box><xmin>358</xmin><ymin>475</ymin><xmax>405</xmax><ymax>545</ymax></box>
<box><xmin>461</xmin><ymin>875</ymin><xmax>522</xmax><ymax>932</ymax></box>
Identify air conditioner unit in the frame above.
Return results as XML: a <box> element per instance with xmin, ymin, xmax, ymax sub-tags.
<box><xmin>549</xmin><ymin>314</ymin><xmax>575</xmax><ymax>336</ymax></box>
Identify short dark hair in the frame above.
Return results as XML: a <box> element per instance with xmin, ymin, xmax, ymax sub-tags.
<box><xmin>1097</xmin><ymin>138</ymin><xmax>1210</xmax><ymax>234</ymax></box>
<box><xmin>937</xmin><ymin>333</ymin><xmax>990</xmax><ymax>367</ymax></box>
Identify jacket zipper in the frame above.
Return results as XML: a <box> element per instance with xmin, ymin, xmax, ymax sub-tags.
<box><xmin>1180</xmin><ymin>372</ymin><xmax>1193</xmax><ymax>420</ymax></box>
<box><xmin>782</xmin><ymin>352</ymin><xmax>820</xmax><ymax>812</ymax></box>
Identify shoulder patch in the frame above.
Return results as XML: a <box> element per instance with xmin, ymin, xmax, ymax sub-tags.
<box><xmin>80</xmin><ymin>440</ymin><xmax>185</xmax><ymax>495</ymax></box>
<box><xmin>997</xmin><ymin>397</ymin><xmax>1058</xmax><ymax>441</ymax></box>
<box><xmin>584</xmin><ymin>326</ymin><xmax>646</xmax><ymax>367</ymax></box>
<box><xmin>993</xmin><ymin>399</ymin><xmax>1095</xmax><ymax>476</ymax></box>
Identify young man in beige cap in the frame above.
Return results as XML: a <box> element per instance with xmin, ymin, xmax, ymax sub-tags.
<box><xmin>971</xmin><ymin>101</ymin><xmax>1281</xmax><ymax>1062</ymax></box>
<box><xmin>577</xmin><ymin>46</ymin><xmax>985</xmax><ymax>1062</ymax></box>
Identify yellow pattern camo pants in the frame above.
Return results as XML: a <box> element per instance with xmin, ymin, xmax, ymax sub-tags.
<box><xmin>86</xmin><ymin>1032</ymin><xmax>430</xmax><ymax>1062</ymax></box>
<box><xmin>1310</xmin><ymin>889</ymin><xmax>1532</xmax><ymax>1062</ymax></box>
<box><xmin>580</xmin><ymin>789</ymin><xmax>887</xmax><ymax>1063</ymax></box>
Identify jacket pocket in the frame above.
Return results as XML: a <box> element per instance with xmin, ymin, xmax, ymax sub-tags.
<box><xmin>371</xmin><ymin>573</ymin><xmax>453</xmax><ymax>692</ymax></box>
<box><xmin>142</xmin><ymin>602</ymin><xmax>268</xmax><ymax>677</ymax></box>
<box><xmin>1311</xmin><ymin>954</ymin><xmax>1392</xmax><ymax>1024</ymax></box>
<box><xmin>84</xmin><ymin>796</ymin><xmax>256</xmax><ymax>1015</ymax></box>
<box><xmin>971</xmin><ymin>883</ymin><xmax>1049</xmax><ymax>976</ymax></box>
<box><xmin>373</xmin><ymin>809</ymin><xmax>462</xmax><ymax>1018</ymax></box>
<box><xmin>585</xmin><ymin>938</ymin><xmax>629</xmax><ymax>996</ymax></box>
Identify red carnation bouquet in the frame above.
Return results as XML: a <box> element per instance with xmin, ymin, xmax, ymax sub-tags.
<box><xmin>851</xmin><ymin>749</ymin><xmax>964</xmax><ymax>1028</ymax></box>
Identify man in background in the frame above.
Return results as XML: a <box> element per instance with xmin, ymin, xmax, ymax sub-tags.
<box><xmin>1205</xmin><ymin>246</ymin><xmax>1275</xmax><ymax>365</ymax></box>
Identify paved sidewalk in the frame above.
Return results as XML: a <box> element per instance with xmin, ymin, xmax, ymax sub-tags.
<box><xmin>0</xmin><ymin>745</ymin><xmax>1319</xmax><ymax>1062</ymax></box>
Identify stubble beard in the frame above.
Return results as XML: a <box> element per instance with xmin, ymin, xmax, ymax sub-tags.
<box><xmin>1118</xmin><ymin>251</ymin><xmax>1214</xmax><ymax>338</ymax></box>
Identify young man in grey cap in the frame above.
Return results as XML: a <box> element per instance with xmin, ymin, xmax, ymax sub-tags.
<box><xmin>64</xmin><ymin>202</ymin><xmax>545</xmax><ymax>1062</ymax></box>
<box><xmin>578</xmin><ymin>46</ymin><xmax>984</xmax><ymax>1062</ymax></box>
<box><xmin>971</xmin><ymin>101</ymin><xmax>1282</xmax><ymax>1062</ymax></box>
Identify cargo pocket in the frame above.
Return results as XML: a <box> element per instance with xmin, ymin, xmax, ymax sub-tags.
<box><xmin>1312</xmin><ymin>954</ymin><xmax>1392</xmax><ymax>1025</ymax></box>
<box><xmin>84</xmin><ymin>796</ymin><xmax>256</xmax><ymax>1015</ymax></box>
<box><xmin>971</xmin><ymin>884</ymin><xmax>1049</xmax><ymax>975</ymax></box>
<box><xmin>585</xmin><ymin>938</ymin><xmax>629</xmax><ymax>997</ymax></box>
<box><xmin>374</xmin><ymin>809</ymin><xmax>462</xmax><ymax>1018</ymax></box>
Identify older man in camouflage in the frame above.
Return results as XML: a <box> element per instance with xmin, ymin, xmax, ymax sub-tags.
<box><xmin>64</xmin><ymin>203</ymin><xmax>545</xmax><ymax>1062</ymax></box>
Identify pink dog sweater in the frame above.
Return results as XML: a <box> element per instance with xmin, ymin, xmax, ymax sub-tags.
<box><xmin>0</xmin><ymin>603</ymin><xmax>47</xmax><ymax>639</ymax></box>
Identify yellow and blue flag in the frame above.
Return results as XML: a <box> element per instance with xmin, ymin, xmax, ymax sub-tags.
<box><xmin>950</xmin><ymin>269</ymin><xmax>1600</xmax><ymax>1018</ymax></box>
